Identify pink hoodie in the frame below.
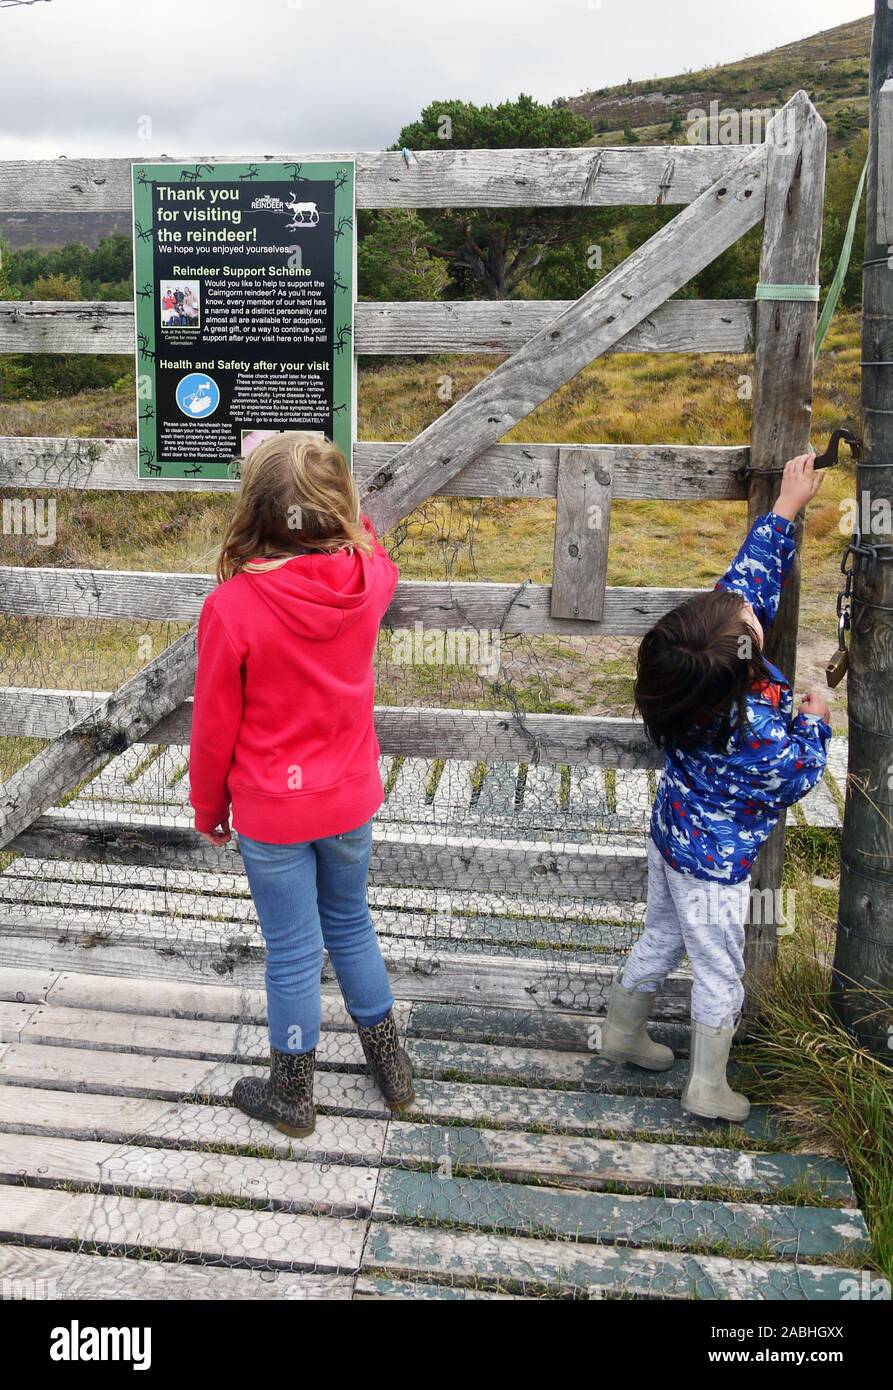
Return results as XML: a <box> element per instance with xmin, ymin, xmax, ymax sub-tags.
<box><xmin>189</xmin><ymin>518</ymin><xmax>399</xmax><ymax>843</ymax></box>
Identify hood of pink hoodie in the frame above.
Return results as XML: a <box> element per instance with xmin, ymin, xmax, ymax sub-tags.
<box><xmin>242</xmin><ymin>547</ymin><xmax>385</xmax><ymax>641</ymax></box>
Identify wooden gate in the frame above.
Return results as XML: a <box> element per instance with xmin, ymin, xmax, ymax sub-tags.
<box><xmin>0</xmin><ymin>90</ymin><xmax>826</xmax><ymax>1006</ymax></box>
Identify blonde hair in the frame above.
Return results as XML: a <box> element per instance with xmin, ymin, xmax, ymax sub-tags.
<box><xmin>217</xmin><ymin>432</ymin><xmax>372</xmax><ymax>583</ymax></box>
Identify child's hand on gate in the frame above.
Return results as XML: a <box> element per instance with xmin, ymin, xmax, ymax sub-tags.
<box><xmin>798</xmin><ymin>690</ymin><xmax>831</xmax><ymax>724</ymax></box>
<box><xmin>197</xmin><ymin>818</ymin><xmax>231</xmax><ymax>846</ymax></box>
<box><xmin>773</xmin><ymin>454</ymin><xmax>826</xmax><ymax>520</ymax></box>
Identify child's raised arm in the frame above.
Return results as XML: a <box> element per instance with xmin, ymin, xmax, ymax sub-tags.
<box><xmin>715</xmin><ymin>454</ymin><xmax>825</xmax><ymax>629</ymax></box>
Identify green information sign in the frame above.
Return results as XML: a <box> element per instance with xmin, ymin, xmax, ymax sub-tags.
<box><xmin>132</xmin><ymin>160</ymin><xmax>355</xmax><ymax>480</ymax></box>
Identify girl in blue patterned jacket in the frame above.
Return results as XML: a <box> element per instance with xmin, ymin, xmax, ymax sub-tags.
<box><xmin>599</xmin><ymin>456</ymin><xmax>831</xmax><ymax>1122</ymax></box>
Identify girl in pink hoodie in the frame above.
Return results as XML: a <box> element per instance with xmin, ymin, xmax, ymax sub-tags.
<box><xmin>190</xmin><ymin>431</ymin><xmax>414</xmax><ymax>1137</ymax></box>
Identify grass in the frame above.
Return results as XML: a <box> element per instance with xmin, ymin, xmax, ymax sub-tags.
<box><xmin>741</xmin><ymin>833</ymin><xmax>893</xmax><ymax>1283</ymax></box>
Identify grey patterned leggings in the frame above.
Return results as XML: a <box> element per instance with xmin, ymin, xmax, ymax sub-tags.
<box><xmin>621</xmin><ymin>838</ymin><xmax>751</xmax><ymax>1029</ymax></box>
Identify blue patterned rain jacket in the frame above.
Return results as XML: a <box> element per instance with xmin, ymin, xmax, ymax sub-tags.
<box><xmin>650</xmin><ymin>512</ymin><xmax>831</xmax><ymax>883</ymax></box>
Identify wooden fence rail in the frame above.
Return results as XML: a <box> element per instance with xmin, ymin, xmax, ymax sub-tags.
<box><xmin>0</xmin><ymin>691</ymin><xmax>662</xmax><ymax>767</ymax></box>
<box><xmin>0</xmin><ymin>439</ymin><xmax>750</xmax><ymax>498</ymax></box>
<box><xmin>0</xmin><ymin>146</ymin><xmax>757</xmax><ymax>212</ymax></box>
<box><xmin>0</xmin><ymin>566</ymin><xmax>700</xmax><ymax>634</ymax></box>
<box><xmin>0</xmin><ymin>298</ymin><xmax>755</xmax><ymax>356</ymax></box>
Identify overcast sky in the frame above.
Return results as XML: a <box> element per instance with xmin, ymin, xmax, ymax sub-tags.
<box><xmin>0</xmin><ymin>0</ymin><xmax>873</xmax><ymax>158</ymax></box>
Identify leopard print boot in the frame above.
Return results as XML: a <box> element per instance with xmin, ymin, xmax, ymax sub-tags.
<box><xmin>232</xmin><ymin>1046</ymin><xmax>316</xmax><ymax>1138</ymax></box>
<box><xmin>355</xmin><ymin>1011</ymin><xmax>415</xmax><ymax>1111</ymax></box>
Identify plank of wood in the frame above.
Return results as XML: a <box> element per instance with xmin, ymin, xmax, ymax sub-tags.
<box><xmin>0</xmin><ymin>905</ymin><xmax>634</xmax><ymax>970</ymax></box>
<box><xmin>407</xmin><ymin>1000</ymin><xmax>685</xmax><ymax>1054</ymax></box>
<box><xmin>361</xmin><ymin>1222</ymin><xmax>865</xmax><ymax>1299</ymax></box>
<box><xmin>431</xmin><ymin>760</ymin><xmax>476</xmax><ymax>815</ymax></box>
<box><xmin>0</xmin><ymin>566</ymin><xmax>701</xmax><ymax>634</ymax></box>
<box><xmin>0</xmin><ymin>1084</ymin><xmax>387</xmax><ymax>1165</ymax></box>
<box><xmin>0</xmin><ymin>297</ymin><xmax>756</xmax><ymax>357</ymax></box>
<box><xmin>13</xmin><ymin>1000</ymin><xmax>678</xmax><ymax>1095</ymax></box>
<box><xmin>362</xmin><ymin>144</ymin><xmax>768</xmax><ymax>536</ymax></box>
<box><xmin>744</xmin><ymin>91</ymin><xmax>827</xmax><ymax>1007</ymax></box>
<box><xmin>0</xmin><ymin>1000</ymin><xmax>39</xmax><ymax>1041</ymax></box>
<box><xmin>83</xmin><ymin>745</ymin><xmax>153</xmax><ymax>798</ymax></box>
<box><xmin>17</xmin><ymin>1000</ymin><xmax>638</xmax><ymax>1091</ymax></box>
<box><xmin>825</xmin><ymin>739</ymin><xmax>849</xmax><ymax>796</ymax></box>
<box><xmin>0</xmin><ymin>1040</ymin><xmax>780</xmax><ymax>1143</ymax></box>
<box><xmin>354</xmin><ymin>1275</ymin><xmax>516</xmax><ymax>1300</ymax></box>
<box><xmin>613</xmin><ymin>770</ymin><xmax>654</xmax><ymax>823</ymax></box>
<box><xmin>0</xmin><ymin>967</ymin><xmax>58</xmax><ymax>1005</ymax></box>
<box><xmin>568</xmin><ymin>766</ymin><xmax>609</xmax><ymax>818</ymax></box>
<box><xmin>877</xmin><ymin>79</ymin><xmax>893</xmax><ymax>247</ymax></box>
<box><xmin>4</xmin><ymin>962</ymin><xmax>407</xmax><ymax>1030</ymax></box>
<box><xmin>355</xmin><ymin>298</ymin><xmax>754</xmax><ymax>356</ymax></box>
<box><xmin>13</xmin><ymin>992</ymin><xmax>698</xmax><ymax>1093</ymax></box>
<box><xmin>0</xmin><ymin>437</ymin><xmax>751</xmax><ymax>499</ymax></box>
<box><xmin>0</xmin><ymin>928</ymin><xmax>276</xmax><ymax>990</ymax></box>
<box><xmin>408</xmin><ymin>1076</ymin><xmax>778</xmax><ymax>1141</ymax></box>
<box><xmin>380</xmin><ymin>757</ymin><xmax>434</xmax><ymax>821</ymax></box>
<box><xmin>0</xmin><ymin>146</ymin><xmax>756</xmax><ymax>213</ymax></box>
<box><xmin>520</xmin><ymin>764</ymin><xmax>563</xmax><ymax>821</ymax></box>
<box><xmin>0</xmin><ymin>1182</ymin><xmax>366</xmax><ymax>1272</ymax></box>
<box><xmin>0</xmin><ymin>691</ymin><xmax>665</xmax><ymax>768</ymax></box>
<box><xmin>384</xmin><ymin>1120</ymin><xmax>855</xmax><ymax>1202</ymax></box>
<box><xmin>473</xmin><ymin>764</ymin><xmax>519</xmax><ymax>817</ymax></box>
<box><xmin>0</xmin><ymin>1245</ymin><xmax>355</xmax><ymax>1299</ymax></box>
<box><xmin>1</xmin><ymin>927</ymin><xmax>683</xmax><ymax>1015</ymax></box>
<box><xmin>0</xmin><ymin>1130</ymin><xmax>379</xmax><ymax>1217</ymax></box>
<box><xmin>551</xmin><ymin>449</ymin><xmax>613</xmax><ymax>621</ymax></box>
<box><xmin>0</xmin><ymin>1040</ymin><xmax>392</xmax><ymax>1115</ymax></box>
<box><xmin>0</xmin><ymin>880</ymin><xmax>629</xmax><ymax>958</ymax></box>
<box><xmin>10</xmin><ymin>815</ymin><xmax>651</xmax><ymax>901</ymax></box>
<box><xmin>373</xmin><ymin>1169</ymin><xmax>867</xmax><ymax>1259</ymax></box>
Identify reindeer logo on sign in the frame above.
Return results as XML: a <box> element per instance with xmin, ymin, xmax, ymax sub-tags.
<box><xmin>285</xmin><ymin>191</ymin><xmax>320</xmax><ymax>228</ymax></box>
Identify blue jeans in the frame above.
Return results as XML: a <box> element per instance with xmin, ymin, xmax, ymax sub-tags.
<box><xmin>237</xmin><ymin>819</ymin><xmax>394</xmax><ymax>1054</ymax></box>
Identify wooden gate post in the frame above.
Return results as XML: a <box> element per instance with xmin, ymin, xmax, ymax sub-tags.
<box><xmin>832</xmin><ymin>4</ymin><xmax>893</xmax><ymax>1055</ymax></box>
<box><xmin>744</xmin><ymin>93</ymin><xmax>827</xmax><ymax>1012</ymax></box>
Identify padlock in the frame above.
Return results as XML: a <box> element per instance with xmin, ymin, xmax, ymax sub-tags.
<box><xmin>826</xmin><ymin>611</ymin><xmax>849</xmax><ymax>688</ymax></box>
<box><xmin>826</xmin><ymin>645</ymin><xmax>849</xmax><ymax>688</ymax></box>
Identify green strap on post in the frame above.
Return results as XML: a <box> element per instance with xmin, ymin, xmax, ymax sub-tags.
<box><xmin>815</xmin><ymin>157</ymin><xmax>868</xmax><ymax>354</ymax></box>
<box><xmin>750</xmin><ymin>158</ymin><xmax>867</xmax><ymax>355</ymax></box>
<box><xmin>755</xmin><ymin>283</ymin><xmax>820</xmax><ymax>301</ymax></box>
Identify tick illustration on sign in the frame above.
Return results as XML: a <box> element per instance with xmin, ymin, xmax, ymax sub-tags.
<box><xmin>175</xmin><ymin>373</ymin><xmax>221</xmax><ymax>418</ymax></box>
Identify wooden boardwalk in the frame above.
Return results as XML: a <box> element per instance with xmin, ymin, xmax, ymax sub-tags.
<box><xmin>0</xmin><ymin>741</ymin><xmax>870</xmax><ymax>1300</ymax></box>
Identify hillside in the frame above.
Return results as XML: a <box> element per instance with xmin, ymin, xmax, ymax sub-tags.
<box><xmin>0</xmin><ymin>210</ymin><xmax>131</xmax><ymax>254</ymax></box>
<box><xmin>566</xmin><ymin>14</ymin><xmax>870</xmax><ymax>148</ymax></box>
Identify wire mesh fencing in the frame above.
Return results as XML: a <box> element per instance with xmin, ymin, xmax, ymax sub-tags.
<box><xmin>0</xmin><ymin>486</ymin><xmax>657</xmax><ymax>988</ymax></box>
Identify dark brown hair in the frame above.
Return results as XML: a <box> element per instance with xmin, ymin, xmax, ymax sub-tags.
<box><xmin>634</xmin><ymin>589</ymin><xmax>771</xmax><ymax>751</ymax></box>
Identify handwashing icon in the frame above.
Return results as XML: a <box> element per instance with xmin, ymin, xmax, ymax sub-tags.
<box><xmin>175</xmin><ymin>372</ymin><xmax>221</xmax><ymax>419</ymax></box>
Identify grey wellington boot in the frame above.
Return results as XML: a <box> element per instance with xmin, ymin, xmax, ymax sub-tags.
<box><xmin>232</xmin><ymin>1046</ymin><xmax>316</xmax><ymax>1137</ymax></box>
<box><xmin>599</xmin><ymin>980</ymin><xmax>675</xmax><ymax>1071</ymax></box>
<box><xmin>681</xmin><ymin>1022</ymin><xmax>750</xmax><ymax>1123</ymax></box>
<box><xmin>355</xmin><ymin>1011</ymin><xmax>415</xmax><ymax>1111</ymax></box>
